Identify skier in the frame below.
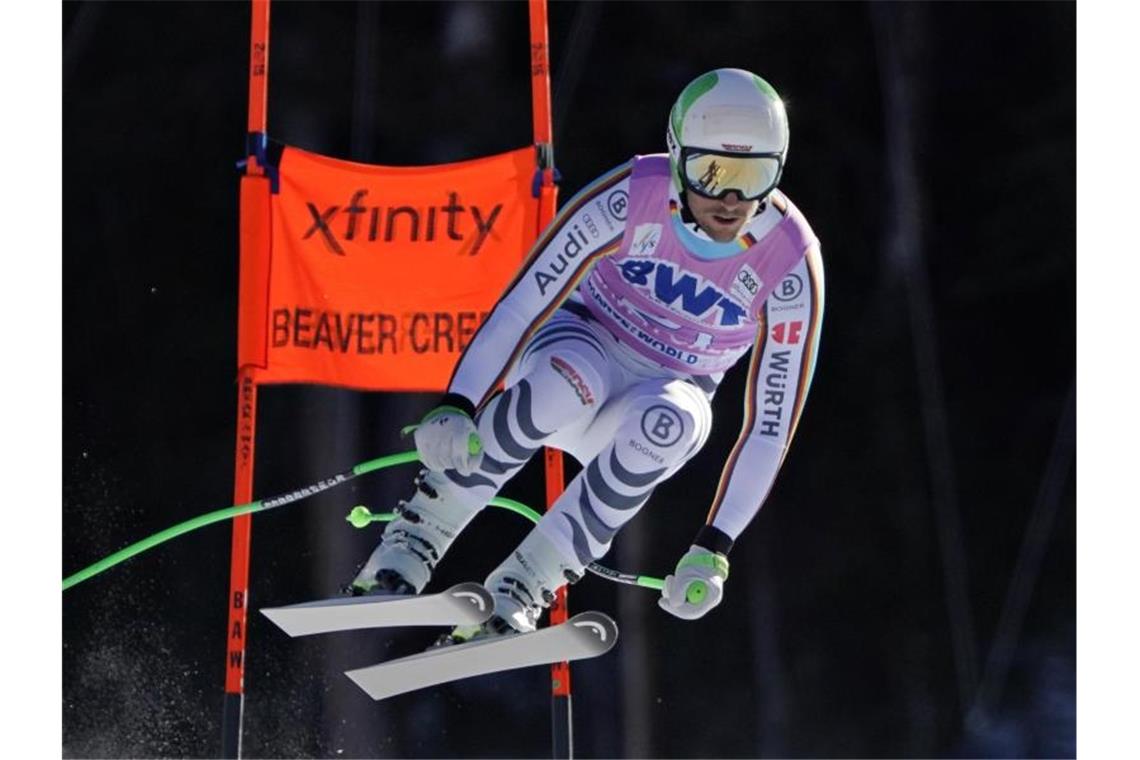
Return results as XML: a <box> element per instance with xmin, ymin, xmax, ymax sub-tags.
<box><xmin>350</xmin><ymin>68</ymin><xmax>824</xmax><ymax>641</ymax></box>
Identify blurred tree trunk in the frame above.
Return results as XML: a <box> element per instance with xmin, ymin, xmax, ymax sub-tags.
<box><xmin>553</xmin><ymin>0</ymin><xmax>602</xmax><ymax>142</ymax></box>
<box><xmin>871</xmin><ymin>1</ymin><xmax>977</xmax><ymax>749</ymax></box>
<box><xmin>303</xmin><ymin>389</ymin><xmax>366</xmax><ymax>749</ymax></box>
<box><xmin>618</xmin><ymin>528</ymin><xmax>654</xmax><ymax>757</ymax></box>
<box><xmin>350</xmin><ymin>1</ymin><xmax>380</xmax><ymax>164</ymax></box>
<box><xmin>749</xmin><ymin>553</ymin><xmax>788</xmax><ymax>756</ymax></box>
<box><xmin>314</xmin><ymin>4</ymin><xmax>383</xmax><ymax>751</ymax></box>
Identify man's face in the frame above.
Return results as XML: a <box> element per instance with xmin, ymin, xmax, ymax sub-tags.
<box><xmin>685</xmin><ymin>189</ymin><xmax>759</xmax><ymax>243</ymax></box>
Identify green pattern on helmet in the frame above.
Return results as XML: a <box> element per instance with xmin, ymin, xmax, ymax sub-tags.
<box><xmin>669</xmin><ymin>71</ymin><xmax>719</xmax><ymax>193</ymax></box>
<box><xmin>750</xmin><ymin>73</ymin><xmax>781</xmax><ymax>102</ymax></box>
<box><xmin>671</xmin><ymin>70</ymin><xmax>720</xmax><ymax>137</ymax></box>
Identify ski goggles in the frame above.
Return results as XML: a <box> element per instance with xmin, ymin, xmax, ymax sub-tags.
<box><xmin>680</xmin><ymin>147</ymin><xmax>783</xmax><ymax>202</ymax></box>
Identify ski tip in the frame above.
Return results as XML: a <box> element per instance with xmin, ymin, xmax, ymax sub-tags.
<box><xmin>259</xmin><ymin>606</ymin><xmax>301</xmax><ymax>637</ymax></box>
<box><xmin>258</xmin><ymin>595</ymin><xmax>386</xmax><ymax>637</ymax></box>
<box><xmin>442</xmin><ymin>582</ymin><xmax>495</xmax><ymax>624</ymax></box>
<box><xmin>343</xmin><ymin>667</ymin><xmax>376</xmax><ymax>699</ymax></box>
<box><xmin>566</xmin><ymin>610</ymin><xmax>620</xmax><ymax>653</ymax></box>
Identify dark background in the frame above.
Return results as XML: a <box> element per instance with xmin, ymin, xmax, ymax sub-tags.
<box><xmin>62</xmin><ymin>1</ymin><xmax>1075</xmax><ymax>758</ymax></box>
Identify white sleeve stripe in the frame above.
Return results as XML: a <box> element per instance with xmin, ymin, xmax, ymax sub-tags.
<box><xmin>491</xmin><ymin>164</ymin><xmax>631</xmax><ymax>299</ymax></box>
<box><xmin>475</xmin><ymin>237</ymin><xmax>621</xmax><ymax>408</ymax></box>
<box><xmin>703</xmin><ymin>248</ymin><xmax>824</xmax><ymax>539</ymax></box>
<box><xmin>704</xmin><ymin>315</ymin><xmax>766</xmax><ymax>524</ymax></box>
<box><xmin>785</xmin><ymin>246</ymin><xmax>825</xmax><ymax>446</ymax></box>
<box><xmin>445</xmin><ymin>165</ymin><xmax>631</xmax><ymax>402</ymax></box>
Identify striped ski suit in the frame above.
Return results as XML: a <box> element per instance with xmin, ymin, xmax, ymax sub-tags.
<box><xmin>436</xmin><ymin>153</ymin><xmax>824</xmax><ymax>566</ymax></box>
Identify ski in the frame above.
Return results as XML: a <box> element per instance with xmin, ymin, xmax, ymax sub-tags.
<box><xmin>344</xmin><ymin>610</ymin><xmax>618</xmax><ymax>701</ymax></box>
<box><xmin>260</xmin><ymin>582</ymin><xmax>494</xmax><ymax>637</ymax></box>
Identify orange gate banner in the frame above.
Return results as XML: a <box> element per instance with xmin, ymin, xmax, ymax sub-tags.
<box><xmin>240</xmin><ymin>145</ymin><xmax>538</xmax><ymax>392</ymax></box>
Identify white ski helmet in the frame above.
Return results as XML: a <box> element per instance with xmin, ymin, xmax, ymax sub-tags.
<box><xmin>667</xmin><ymin>68</ymin><xmax>789</xmax><ymax>203</ymax></box>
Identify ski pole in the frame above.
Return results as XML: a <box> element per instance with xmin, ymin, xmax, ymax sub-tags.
<box><xmin>62</xmin><ymin>451</ymin><xmax>418</xmax><ymax>591</ymax></box>
<box><xmin>63</xmin><ymin>450</ymin><xmax>664</xmax><ymax>592</ymax></box>
<box><xmin>345</xmin><ymin>502</ymin><xmax>665</xmax><ymax>591</ymax></box>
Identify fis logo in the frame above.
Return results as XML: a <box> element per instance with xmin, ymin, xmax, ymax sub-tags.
<box><xmin>770</xmin><ymin>321</ymin><xmax>803</xmax><ymax>345</ymax></box>
<box><xmin>302</xmin><ymin>189</ymin><xmax>502</xmax><ymax>257</ymax></box>
<box><xmin>618</xmin><ymin>260</ymin><xmax>748</xmax><ymax>326</ymax></box>
<box><xmin>630</xmin><ymin>224</ymin><xmax>662</xmax><ymax>257</ymax></box>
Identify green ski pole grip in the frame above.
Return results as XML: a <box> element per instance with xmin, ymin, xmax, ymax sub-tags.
<box><xmin>346</xmin><ymin>505</ymin><xmax>387</xmax><ymax>528</ymax></box>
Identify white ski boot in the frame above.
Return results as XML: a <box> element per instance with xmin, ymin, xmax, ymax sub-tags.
<box><xmin>434</xmin><ymin>529</ymin><xmax>585</xmax><ymax>646</ymax></box>
<box><xmin>349</xmin><ymin>469</ymin><xmax>483</xmax><ymax>596</ymax></box>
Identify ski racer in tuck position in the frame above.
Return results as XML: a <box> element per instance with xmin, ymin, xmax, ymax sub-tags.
<box><xmin>350</xmin><ymin>68</ymin><xmax>825</xmax><ymax>641</ymax></box>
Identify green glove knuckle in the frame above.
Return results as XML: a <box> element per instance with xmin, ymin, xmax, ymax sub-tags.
<box><xmin>676</xmin><ymin>550</ymin><xmax>730</xmax><ymax>580</ymax></box>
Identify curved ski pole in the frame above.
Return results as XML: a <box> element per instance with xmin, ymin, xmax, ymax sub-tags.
<box><xmin>62</xmin><ymin>450</ymin><xmax>665</xmax><ymax>592</ymax></box>
<box><xmin>62</xmin><ymin>451</ymin><xmax>418</xmax><ymax>591</ymax></box>
<box><xmin>345</xmin><ymin>501</ymin><xmax>665</xmax><ymax>591</ymax></box>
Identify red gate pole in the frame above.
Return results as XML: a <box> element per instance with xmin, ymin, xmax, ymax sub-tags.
<box><xmin>222</xmin><ymin>1</ymin><xmax>271</xmax><ymax>757</ymax></box>
<box><xmin>527</xmin><ymin>2</ymin><xmax>571</xmax><ymax>757</ymax></box>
